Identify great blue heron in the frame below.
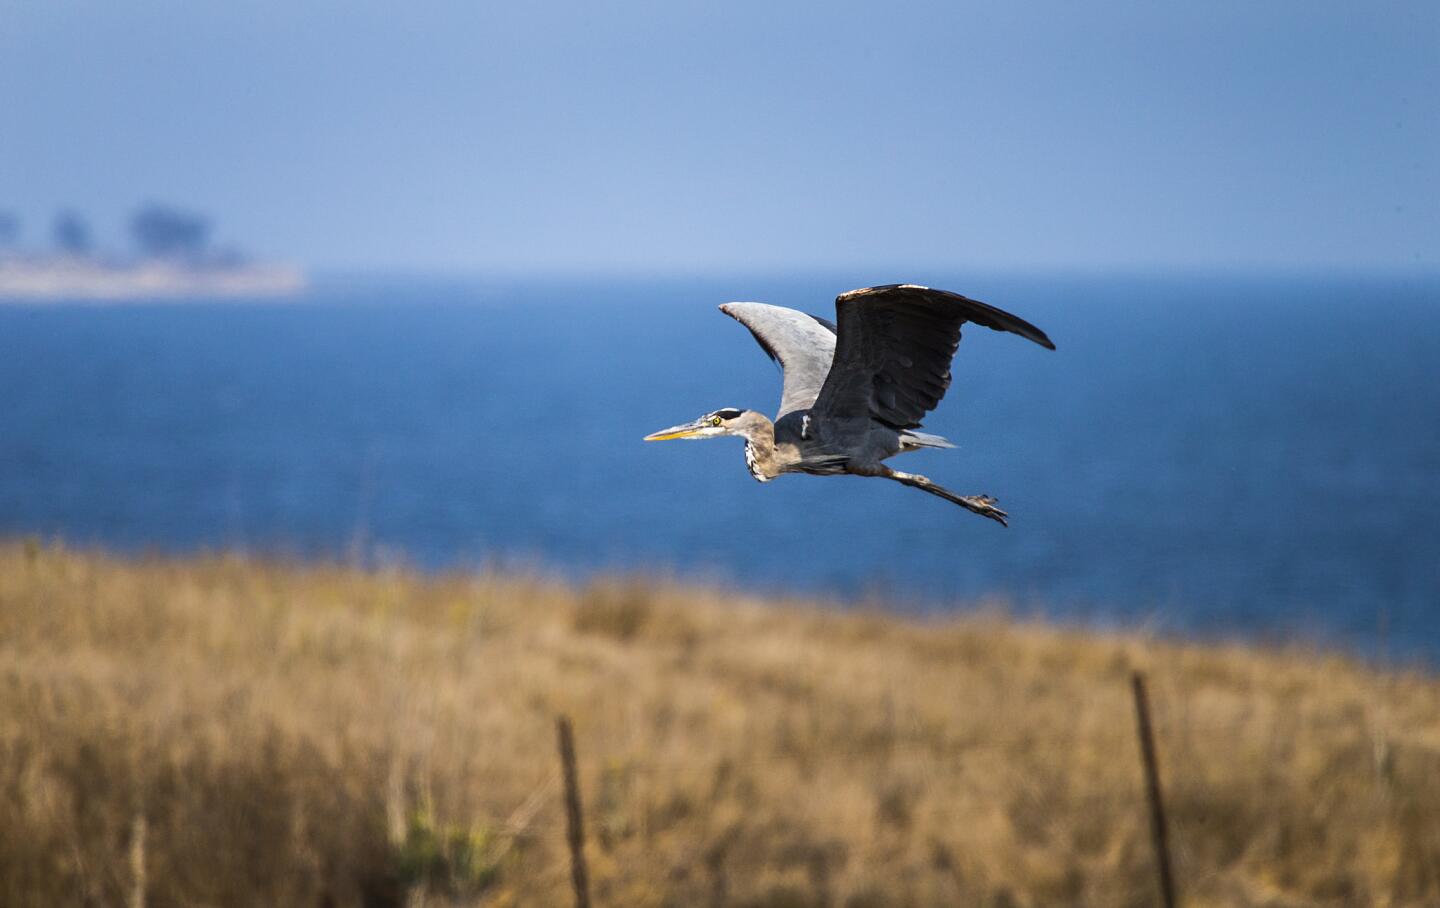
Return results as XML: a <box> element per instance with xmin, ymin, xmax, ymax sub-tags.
<box><xmin>644</xmin><ymin>284</ymin><xmax>1055</xmax><ymax>526</ymax></box>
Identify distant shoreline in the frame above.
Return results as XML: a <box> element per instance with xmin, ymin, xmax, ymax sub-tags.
<box><xmin>0</xmin><ymin>257</ymin><xmax>306</xmax><ymax>301</ymax></box>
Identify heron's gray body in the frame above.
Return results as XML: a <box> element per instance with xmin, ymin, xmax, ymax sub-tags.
<box><xmin>749</xmin><ymin>409</ymin><xmax>913</xmax><ymax>479</ymax></box>
<box><xmin>646</xmin><ymin>284</ymin><xmax>1055</xmax><ymax>525</ymax></box>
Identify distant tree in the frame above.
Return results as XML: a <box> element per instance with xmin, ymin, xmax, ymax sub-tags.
<box><xmin>0</xmin><ymin>211</ymin><xmax>17</xmax><ymax>247</ymax></box>
<box><xmin>130</xmin><ymin>204</ymin><xmax>211</xmax><ymax>261</ymax></box>
<box><xmin>53</xmin><ymin>210</ymin><xmax>92</xmax><ymax>255</ymax></box>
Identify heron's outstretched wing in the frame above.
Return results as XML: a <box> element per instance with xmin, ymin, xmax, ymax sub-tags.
<box><xmin>813</xmin><ymin>284</ymin><xmax>1055</xmax><ymax>429</ymax></box>
<box><xmin>719</xmin><ymin>302</ymin><xmax>838</xmax><ymax>418</ymax></box>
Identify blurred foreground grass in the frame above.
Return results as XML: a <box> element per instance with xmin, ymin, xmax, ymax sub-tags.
<box><xmin>2</xmin><ymin>541</ymin><xmax>1439</xmax><ymax>907</ymax></box>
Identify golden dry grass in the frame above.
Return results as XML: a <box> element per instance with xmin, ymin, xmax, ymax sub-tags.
<box><xmin>2</xmin><ymin>540</ymin><xmax>1439</xmax><ymax>907</ymax></box>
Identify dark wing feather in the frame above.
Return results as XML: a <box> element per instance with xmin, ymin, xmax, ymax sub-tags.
<box><xmin>812</xmin><ymin>284</ymin><xmax>1054</xmax><ymax>429</ymax></box>
<box><xmin>719</xmin><ymin>302</ymin><xmax>838</xmax><ymax>418</ymax></box>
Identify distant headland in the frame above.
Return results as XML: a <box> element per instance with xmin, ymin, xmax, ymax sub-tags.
<box><xmin>0</xmin><ymin>203</ymin><xmax>305</xmax><ymax>301</ymax></box>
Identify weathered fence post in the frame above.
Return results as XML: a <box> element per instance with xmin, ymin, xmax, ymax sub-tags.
<box><xmin>1131</xmin><ymin>671</ymin><xmax>1177</xmax><ymax>908</ymax></box>
<box><xmin>555</xmin><ymin>715</ymin><xmax>593</xmax><ymax>908</ymax></box>
<box><xmin>129</xmin><ymin>812</ymin><xmax>147</xmax><ymax>908</ymax></box>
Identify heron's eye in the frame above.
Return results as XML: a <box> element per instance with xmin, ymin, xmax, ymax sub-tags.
<box><xmin>711</xmin><ymin>416</ymin><xmax>723</xmax><ymax>427</ymax></box>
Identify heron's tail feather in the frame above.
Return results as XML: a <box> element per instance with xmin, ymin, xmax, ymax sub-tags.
<box><xmin>899</xmin><ymin>431</ymin><xmax>955</xmax><ymax>451</ymax></box>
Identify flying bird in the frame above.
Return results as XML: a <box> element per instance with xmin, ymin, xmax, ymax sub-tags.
<box><xmin>644</xmin><ymin>284</ymin><xmax>1055</xmax><ymax>526</ymax></box>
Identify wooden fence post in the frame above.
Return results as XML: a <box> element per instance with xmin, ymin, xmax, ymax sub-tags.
<box><xmin>1131</xmin><ymin>671</ymin><xmax>1177</xmax><ymax>908</ymax></box>
<box><xmin>129</xmin><ymin>812</ymin><xmax>147</xmax><ymax>908</ymax></box>
<box><xmin>556</xmin><ymin>715</ymin><xmax>593</xmax><ymax>908</ymax></box>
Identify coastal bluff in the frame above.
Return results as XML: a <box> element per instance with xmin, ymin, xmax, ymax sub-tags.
<box><xmin>3</xmin><ymin>541</ymin><xmax>1437</xmax><ymax>906</ymax></box>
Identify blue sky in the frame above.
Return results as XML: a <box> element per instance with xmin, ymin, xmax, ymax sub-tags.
<box><xmin>1</xmin><ymin>1</ymin><xmax>1436</xmax><ymax>272</ymax></box>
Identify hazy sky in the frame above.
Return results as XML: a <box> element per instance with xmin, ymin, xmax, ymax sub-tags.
<box><xmin>2</xmin><ymin>1</ymin><xmax>1436</xmax><ymax>272</ymax></box>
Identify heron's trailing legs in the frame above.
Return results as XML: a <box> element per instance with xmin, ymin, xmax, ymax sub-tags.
<box><xmin>882</xmin><ymin>468</ymin><xmax>1009</xmax><ymax>527</ymax></box>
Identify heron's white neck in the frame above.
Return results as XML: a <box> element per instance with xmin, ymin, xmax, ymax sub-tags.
<box><xmin>733</xmin><ymin>412</ymin><xmax>779</xmax><ymax>482</ymax></box>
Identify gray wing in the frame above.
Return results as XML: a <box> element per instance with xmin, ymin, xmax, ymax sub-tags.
<box><xmin>812</xmin><ymin>284</ymin><xmax>1055</xmax><ymax>430</ymax></box>
<box><xmin>719</xmin><ymin>302</ymin><xmax>838</xmax><ymax>418</ymax></box>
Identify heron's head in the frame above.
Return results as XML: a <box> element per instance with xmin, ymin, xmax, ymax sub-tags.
<box><xmin>644</xmin><ymin>408</ymin><xmax>761</xmax><ymax>442</ymax></box>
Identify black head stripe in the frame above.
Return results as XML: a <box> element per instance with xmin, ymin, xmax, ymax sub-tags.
<box><xmin>712</xmin><ymin>408</ymin><xmax>744</xmax><ymax>420</ymax></box>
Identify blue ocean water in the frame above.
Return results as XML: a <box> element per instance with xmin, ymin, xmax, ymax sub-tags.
<box><xmin>2</xmin><ymin>273</ymin><xmax>1437</xmax><ymax>658</ymax></box>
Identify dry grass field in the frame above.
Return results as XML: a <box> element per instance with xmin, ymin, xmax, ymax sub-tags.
<box><xmin>2</xmin><ymin>540</ymin><xmax>1439</xmax><ymax>907</ymax></box>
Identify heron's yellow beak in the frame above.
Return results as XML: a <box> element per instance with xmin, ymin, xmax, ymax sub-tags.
<box><xmin>644</xmin><ymin>418</ymin><xmax>711</xmax><ymax>441</ymax></box>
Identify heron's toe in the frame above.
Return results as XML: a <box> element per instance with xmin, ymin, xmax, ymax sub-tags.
<box><xmin>961</xmin><ymin>495</ymin><xmax>1008</xmax><ymax>526</ymax></box>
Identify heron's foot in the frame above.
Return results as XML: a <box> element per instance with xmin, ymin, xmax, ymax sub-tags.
<box><xmin>959</xmin><ymin>495</ymin><xmax>1008</xmax><ymax>527</ymax></box>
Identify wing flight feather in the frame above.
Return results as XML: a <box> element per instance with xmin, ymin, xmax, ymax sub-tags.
<box><xmin>812</xmin><ymin>284</ymin><xmax>1054</xmax><ymax>429</ymax></box>
<box><xmin>719</xmin><ymin>302</ymin><xmax>838</xmax><ymax>418</ymax></box>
